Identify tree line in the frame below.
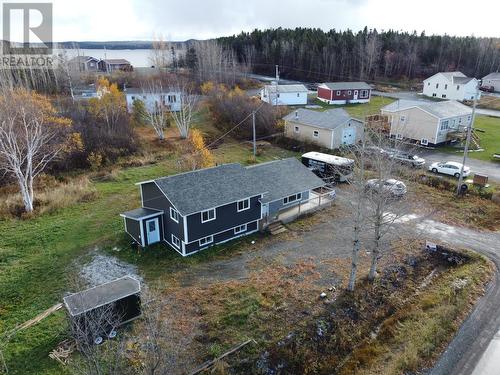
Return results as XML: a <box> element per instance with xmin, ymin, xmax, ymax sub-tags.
<box><xmin>218</xmin><ymin>27</ymin><xmax>500</xmax><ymax>83</ymax></box>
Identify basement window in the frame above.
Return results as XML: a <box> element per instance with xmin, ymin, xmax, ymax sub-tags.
<box><xmin>234</xmin><ymin>224</ymin><xmax>247</xmax><ymax>235</ymax></box>
<box><xmin>171</xmin><ymin>234</ymin><xmax>180</xmax><ymax>249</ymax></box>
<box><xmin>294</xmin><ymin>126</ymin><xmax>300</xmax><ymax>133</ymax></box>
<box><xmin>421</xmin><ymin>139</ymin><xmax>429</xmax><ymax>146</ymax></box>
<box><xmin>313</xmin><ymin>130</ymin><xmax>319</xmax><ymax>138</ymax></box>
<box><xmin>199</xmin><ymin>235</ymin><xmax>213</xmax><ymax>247</ymax></box>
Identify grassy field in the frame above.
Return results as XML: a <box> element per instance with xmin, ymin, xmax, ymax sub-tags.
<box><xmin>0</xmin><ymin>132</ymin><xmax>297</xmax><ymax>374</ymax></box>
<box><xmin>313</xmin><ymin>96</ymin><xmax>395</xmax><ymax>118</ymax></box>
<box><xmin>440</xmin><ymin>115</ymin><xmax>500</xmax><ymax>161</ymax></box>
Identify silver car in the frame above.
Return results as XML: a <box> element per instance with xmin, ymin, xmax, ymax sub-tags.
<box><xmin>365</xmin><ymin>178</ymin><xmax>407</xmax><ymax>197</ymax></box>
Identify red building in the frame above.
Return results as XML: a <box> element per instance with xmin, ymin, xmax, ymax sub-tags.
<box><xmin>317</xmin><ymin>82</ymin><xmax>372</xmax><ymax>105</ymax></box>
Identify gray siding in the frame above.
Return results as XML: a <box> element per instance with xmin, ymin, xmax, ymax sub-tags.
<box><xmin>141</xmin><ymin>182</ymin><xmax>184</xmax><ymax>243</ymax></box>
<box><xmin>124</xmin><ymin>218</ymin><xmax>142</xmax><ymax>244</ymax></box>
<box><xmin>267</xmin><ymin>190</ymin><xmax>310</xmax><ymax>218</ymax></box>
<box><xmin>185</xmin><ymin>221</ymin><xmax>258</xmax><ymax>255</ymax></box>
<box><xmin>186</xmin><ymin>195</ymin><xmax>261</xmax><ymax>242</ymax></box>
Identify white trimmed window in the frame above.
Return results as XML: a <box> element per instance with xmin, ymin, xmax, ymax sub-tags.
<box><xmin>313</xmin><ymin>130</ymin><xmax>319</xmax><ymax>138</ymax></box>
<box><xmin>445</xmin><ymin>84</ymin><xmax>448</xmax><ymax>90</ymax></box>
<box><xmin>421</xmin><ymin>139</ymin><xmax>429</xmax><ymax>146</ymax></box>
<box><xmin>171</xmin><ymin>234</ymin><xmax>180</xmax><ymax>249</ymax></box>
<box><xmin>237</xmin><ymin>198</ymin><xmax>250</xmax><ymax>212</ymax></box>
<box><xmin>396</xmin><ymin>133</ymin><xmax>403</xmax><ymax>140</ymax></box>
<box><xmin>170</xmin><ymin>207</ymin><xmax>179</xmax><ymax>223</ymax></box>
<box><xmin>284</xmin><ymin>193</ymin><xmax>302</xmax><ymax>205</ymax></box>
<box><xmin>442</xmin><ymin>94</ymin><xmax>447</xmax><ymax>98</ymax></box>
<box><xmin>201</xmin><ymin>208</ymin><xmax>216</xmax><ymax>223</ymax></box>
<box><xmin>199</xmin><ymin>235</ymin><xmax>213</xmax><ymax>247</ymax></box>
<box><xmin>440</xmin><ymin>120</ymin><xmax>449</xmax><ymax>131</ymax></box>
<box><xmin>234</xmin><ymin>224</ymin><xmax>247</xmax><ymax>235</ymax></box>
<box><xmin>294</xmin><ymin>126</ymin><xmax>300</xmax><ymax>133</ymax></box>
<box><xmin>457</xmin><ymin>85</ymin><xmax>460</xmax><ymax>90</ymax></box>
<box><xmin>400</xmin><ymin>115</ymin><xmax>406</xmax><ymax>123</ymax></box>
<box><xmin>336</xmin><ymin>90</ymin><xmax>341</xmax><ymax>95</ymax></box>
<box><xmin>436</xmin><ymin>83</ymin><xmax>439</xmax><ymax>89</ymax></box>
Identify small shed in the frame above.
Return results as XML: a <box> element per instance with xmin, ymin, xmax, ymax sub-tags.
<box><xmin>63</xmin><ymin>276</ymin><xmax>142</xmax><ymax>344</ymax></box>
<box><xmin>120</xmin><ymin>207</ymin><xmax>163</xmax><ymax>247</ymax></box>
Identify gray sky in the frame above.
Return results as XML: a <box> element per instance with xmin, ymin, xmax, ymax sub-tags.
<box><xmin>3</xmin><ymin>0</ymin><xmax>500</xmax><ymax>42</ymax></box>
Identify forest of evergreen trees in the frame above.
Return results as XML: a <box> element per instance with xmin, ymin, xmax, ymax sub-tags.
<box><xmin>218</xmin><ymin>27</ymin><xmax>500</xmax><ymax>83</ymax></box>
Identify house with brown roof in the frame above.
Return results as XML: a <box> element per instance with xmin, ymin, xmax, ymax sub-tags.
<box><xmin>98</xmin><ymin>59</ymin><xmax>133</xmax><ymax>73</ymax></box>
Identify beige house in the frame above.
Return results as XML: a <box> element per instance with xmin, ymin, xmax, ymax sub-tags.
<box><xmin>381</xmin><ymin>100</ymin><xmax>472</xmax><ymax>146</ymax></box>
<box><xmin>283</xmin><ymin>108</ymin><xmax>363</xmax><ymax>149</ymax></box>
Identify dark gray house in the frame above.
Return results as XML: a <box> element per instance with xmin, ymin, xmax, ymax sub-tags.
<box><xmin>121</xmin><ymin>158</ymin><xmax>324</xmax><ymax>256</ymax></box>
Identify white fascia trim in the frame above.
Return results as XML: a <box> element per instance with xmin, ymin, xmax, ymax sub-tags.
<box><xmin>120</xmin><ymin>211</ymin><xmax>163</xmax><ymax>220</ymax></box>
<box><xmin>183</xmin><ymin>215</ymin><xmax>189</xmax><ymax>243</ymax></box>
<box><xmin>163</xmin><ymin>239</ymin><xmax>184</xmax><ymax>256</ymax></box>
<box><xmin>139</xmin><ymin>219</ymin><xmax>145</xmax><ymax>247</ymax></box>
<box><xmin>330</xmin><ymin>129</ymin><xmax>334</xmax><ymax>148</ymax></box>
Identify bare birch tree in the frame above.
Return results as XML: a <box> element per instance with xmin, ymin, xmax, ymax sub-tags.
<box><xmin>170</xmin><ymin>83</ymin><xmax>197</xmax><ymax>139</ymax></box>
<box><xmin>0</xmin><ymin>89</ymin><xmax>71</xmax><ymax>212</ymax></box>
<box><xmin>141</xmin><ymin>82</ymin><xmax>170</xmax><ymax>140</ymax></box>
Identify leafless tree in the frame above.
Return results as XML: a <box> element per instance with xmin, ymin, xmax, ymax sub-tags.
<box><xmin>141</xmin><ymin>82</ymin><xmax>170</xmax><ymax>140</ymax></box>
<box><xmin>0</xmin><ymin>89</ymin><xmax>69</xmax><ymax>212</ymax></box>
<box><xmin>149</xmin><ymin>35</ymin><xmax>170</xmax><ymax>69</ymax></box>
<box><xmin>170</xmin><ymin>83</ymin><xmax>197</xmax><ymax>139</ymax></box>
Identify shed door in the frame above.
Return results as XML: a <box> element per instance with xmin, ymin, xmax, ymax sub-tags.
<box><xmin>342</xmin><ymin>127</ymin><xmax>356</xmax><ymax>145</ymax></box>
<box><xmin>145</xmin><ymin>218</ymin><xmax>160</xmax><ymax>245</ymax></box>
<box><xmin>353</xmin><ymin>90</ymin><xmax>358</xmax><ymax>100</ymax></box>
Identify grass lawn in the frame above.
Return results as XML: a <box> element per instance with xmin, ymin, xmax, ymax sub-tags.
<box><xmin>0</xmin><ymin>135</ymin><xmax>296</xmax><ymax>375</ymax></box>
<box><xmin>312</xmin><ymin>96</ymin><xmax>395</xmax><ymax>119</ymax></box>
<box><xmin>440</xmin><ymin>115</ymin><xmax>500</xmax><ymax>161</ymax></box>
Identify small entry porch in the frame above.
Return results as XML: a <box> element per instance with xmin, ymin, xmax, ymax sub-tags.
<box><xmin>120</xmin><ymin>207</ymin><xmax>163</xmax><ymax>247</ymax></box>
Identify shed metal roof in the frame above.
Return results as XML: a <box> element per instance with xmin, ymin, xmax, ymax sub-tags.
<box><xmin>482</xmin><ymin>72</ymin><xmax>500</xmax><ymax>80</ymax></box>
<box><xmin>283</xmin><ymin>108</ymin><xmax>361</xmax><ymax>130</ymax></box>
<box><xmin>63</xmin><ymin>276</ymin><xmax>141</xmax><ymax>317</ymax></box>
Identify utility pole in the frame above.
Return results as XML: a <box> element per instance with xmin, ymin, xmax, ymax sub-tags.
<box><xmin>456</xmin><ymin>80</ymin><xmax>480</xmax><ymax>196</ymax></box>
<box><xmin>252</xmin><ymin>111</ymin><xmax>257</xmax><ymax>158</ymax></box>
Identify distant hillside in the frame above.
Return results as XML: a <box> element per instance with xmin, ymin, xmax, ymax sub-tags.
<box><xmin>53</xmin><ymin>40</ymin><xmax>199</xmax><ymax>50</ymax></box>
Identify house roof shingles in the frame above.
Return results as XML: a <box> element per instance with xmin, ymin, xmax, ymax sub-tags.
<box><xmin>381</xmin><ymin>99</ymin><xmax>472</xmax><ymax>119</ymax></box>
<box><xmin>321</xmin><ymin>82</ymin><xmax>371</xmax><ymax>90</ymax></box>
<box><xmin>483</xmin><ymin>72</ymin><xmax>500</xmax><ymax>80</ymax></box>
<box><xmin>149</xmin><ymin>158</ymin><xmax>324</xmax><ymax>215</ymax></box>
<box><xmin>264</xmin><ymin>84</ymin><xmax>309</xmax><ymax>93</ymax></box>
<box><xmin>283</xmin><ymin>108</ymin><xmax>361</xmax><ymax>130</ymax></box>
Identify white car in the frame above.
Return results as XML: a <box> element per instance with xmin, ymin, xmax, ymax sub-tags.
<box><xmin>365</xmin><ymin>179</ymin><xmax>407</xmax><ymax>197</ymax></box>
<box><xmin>428</xmin><ymin>161</ymin><xmax>470</xmax><ymax>178</ymax></box>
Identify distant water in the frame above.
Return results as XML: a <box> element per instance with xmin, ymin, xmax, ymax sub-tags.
<box><xmin>54</xmin><ymin>48</ymin><xmax>155</xmax><ymax>67</ymax></box>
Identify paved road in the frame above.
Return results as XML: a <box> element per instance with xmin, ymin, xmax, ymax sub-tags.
<box><xmin>372</xmin><ymin>90</ymin><xmax>500</xmax><ymax>118</ymax></box>
<box><xmin>418</xmin><ymin>149</ymin><xmax>500</xmax><ymax>182</ymax></box>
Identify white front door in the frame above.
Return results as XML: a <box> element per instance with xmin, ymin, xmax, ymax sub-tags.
<box><xmin>353</xmin><ymin>90</ymin><xmax>358</xmax><ymax>100</ymax></box>
<box><xmin>342</xmin><ymin>127</ymin><xmax>356</xmax><ymax>145</ymax></box>
<box><xmin>145</xmin><ymin>218</ymin><xmax>160</xmax><ymax>244</ymax></box>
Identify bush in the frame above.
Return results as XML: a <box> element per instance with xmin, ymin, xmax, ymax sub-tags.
<box><xmin>0</xmin><ymin>176</ymin><xmax>98</xmax><ymax>219</ymax></box>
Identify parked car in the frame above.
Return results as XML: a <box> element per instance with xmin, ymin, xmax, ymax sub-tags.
<box><xmin>480</xmin><ymin>85</ymin><xmax>494</xmax><ymax>93</ymax></box>
<box><xmin>389</xmin><ymin>152</ymin><xmax>425</xmax><ymax>168</ymax></box>
<box><xmin>428</xmin><ymin>161</ymin><xmax>470</xmax><ymax>178</ymax></box>
<box><xmin>365</xmin><ymin>178</ymin><xmax>407</xmax><ymax>197</ymax></box>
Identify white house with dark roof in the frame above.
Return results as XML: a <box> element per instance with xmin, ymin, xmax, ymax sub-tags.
<box><xmin>283</xmin><ymin>108</ymin><xmax>364</xmax><ymax>149</ymax></box>
<box><xmin>317</xmin><ymin>82</ymin><xmax>372</xmax><ymax>104</ymax></box>
<box><xmin>124</xmin><ymin>88</ymin><xmax>182</xmax><ymax>112</ymax></box>
<box><xmin>260</xmin><ymin>84</ymin><xmax>309</xmax><ymax>106</ymax></box>
<box><xmin>381</xmin><ymin>100</ymin><xmax>473</xmax><ymax>146</ymax></box>
<box><xmin>482</xmin><ymin>72</ymin><xmax>500</xmax><ymax>92</ymax></box>
<box><xmin>422</xmin><ymin>72</ymin><xmax>480</xmax><ymax>101</ymax></box>
<box><xmin>120</xmin><ymin>158</ymin><xmax>325</xmax><ymax>256</ymax></box>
